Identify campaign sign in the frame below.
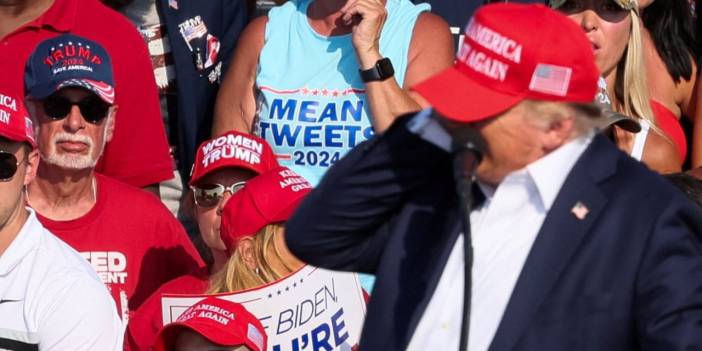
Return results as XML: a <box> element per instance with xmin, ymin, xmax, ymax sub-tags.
<box><xmin>162</xmin><ymin>265</ymin><xmax>366</xmax><ymax>351</ymax></box>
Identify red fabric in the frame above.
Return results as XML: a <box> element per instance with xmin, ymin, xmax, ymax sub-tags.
<box><xmin>35</xmin><ymin>174</ymin><xmax>205</xmax><ymax>321</ymax></box>
<box><xmin>221</xmin><ymin>167</ymin><xmax>312</xmax><ymax>254</ymax></box>
<box><xmin>189</xmin><ymin>131</ymin><xmax>279</xmax><ymax>186</ymax></box>
<box><xmin>0</xmin><ymin>0</ymin><xmax>173</xmax><ymax>187</ymax></box>
<box><xmin>651</xmin><ymin>100</ymin><xmax>688</xmax><ymax>162</ymax></box>
<box><xmin>154</xmin><ymin>296</ymin><xmax>267</xmax><ymax>351</ymax></box>
<box><xmin>125</xmin><ymin>273</ymin><xmax>209</xmax><ymax>351</ymax></box>
<box><xmin>413</xmin><ymin>3</ymin><xmax>599</xmax><ymax>123</ymax></box>
<box><xmin>0</xmin><ymin>92</ymin><xmax>35</xmax><ymax>147</ymax></box>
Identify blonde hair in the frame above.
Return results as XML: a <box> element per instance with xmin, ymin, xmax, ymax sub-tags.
<box><xmin>207</xmin><ymin>223</ymin><xmax>293</xmax><ymax>293</ymax></box>
<box><xmin>615</xmin><ymin>8</ymin><xmax>661</xmax><ymax>135</ymax></box>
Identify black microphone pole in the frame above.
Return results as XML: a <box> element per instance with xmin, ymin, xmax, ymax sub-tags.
<box><xmin>452</xmin><ymin>128</ymin><xmax>485</xmax><ymax>351</ymax></box>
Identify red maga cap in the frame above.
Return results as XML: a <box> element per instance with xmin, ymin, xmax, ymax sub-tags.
<box><xmin>154</xmin><ymin>297</ymin><xmax>266</xmax><ymax>351</ymax></box>
<box><xmin>189</xmin><ymin>131</ymin><xmax>279</xmax><ymax>186</ymax></box>
<box><xmin>220</xmin><ymin>166</ymin><xmax>312</xmax><ymax>255</ymax></box>
<box><xmin>0</xmin><ymin>92</ymin><xmax>36</xmax><ymax>148</ymax></box>
<box><xmin>413</xmin><ymin>3</ymin><xmax>599</xmax><ymax>123</ymax></box>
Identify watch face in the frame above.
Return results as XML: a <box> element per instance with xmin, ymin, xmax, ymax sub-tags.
<box><xmin>379</xmin><ymin>58</ymin><xmax>394</xmax><ymax>77</ymax></box>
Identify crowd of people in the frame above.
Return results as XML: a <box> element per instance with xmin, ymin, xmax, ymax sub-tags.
<box><xmin>0</xmin><ymin>0</ymin><xmax>700</xmax><ymax>350</ymax></box>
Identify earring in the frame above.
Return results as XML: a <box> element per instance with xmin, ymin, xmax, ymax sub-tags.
<box><xmin>255</xmin><ymin>267</ymin><xmax>260</xmax><ymax>275</ymax></box>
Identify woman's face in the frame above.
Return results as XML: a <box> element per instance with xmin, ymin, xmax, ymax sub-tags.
<box><xmin>556</xmin><ymin>0</ymin><xmax>632</xmax><ymax>77</ymax></box>
<box><xmin>193</xmin><ymin>168</ymin><xmax>257</xmax><ymax>253</ymax></box>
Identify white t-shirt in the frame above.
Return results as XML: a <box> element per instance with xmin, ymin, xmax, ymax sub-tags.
<box><xmin>0</xmin><ymin>208</ymin><xmax>123</xmax><ymax>350</ymax></box>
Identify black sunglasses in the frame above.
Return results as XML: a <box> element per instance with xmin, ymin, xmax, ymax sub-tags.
<box><xmin>191</xmin><ymin>181</ymin><xmax>247</xmax><ymax>208</ymax></box>
<box><xmin>42</xmin><ymin>94</ymin><xmax>111</xmax><ymax>124</ymax></box>
<box><xmin>0</xmin><ymin>151</ymin><xmax>24</xmax><ymax>181</ymax></box>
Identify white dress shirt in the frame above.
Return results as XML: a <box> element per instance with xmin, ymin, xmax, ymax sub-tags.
<box><xmin>406</xmin><ymin>111</ymin><xmax>594</xmax><ymax>351</ymax></box>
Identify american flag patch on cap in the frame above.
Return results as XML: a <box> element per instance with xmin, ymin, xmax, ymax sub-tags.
<box><xmin>528</xmin><ymin>63</ymin><xmax>572</xmax><ymax>96</ymax></box>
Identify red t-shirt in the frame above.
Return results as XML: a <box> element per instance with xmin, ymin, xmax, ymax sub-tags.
<box><xmin>0</xmin><ymin>0</ymin><xmax>173</xmax><ymax>187</ymax></box>
<box><xmin>125</xmin><ymin>272</ymin><xmax>210</xmax><ymax>351</ymax></box>
<box><xmin>35</xmin><ymin>174</ymin><xmax>205</xmax><ymax>322</ymax></box>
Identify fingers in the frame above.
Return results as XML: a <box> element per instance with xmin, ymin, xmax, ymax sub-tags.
<box><xmin>340</xmin><ymin>0</ymin><xmax>386</xmax><ymax>24</ymax></box>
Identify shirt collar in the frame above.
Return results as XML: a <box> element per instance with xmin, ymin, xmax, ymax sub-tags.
<box><xmin>25</xmin><ymin>0</ymin><xmax>77</xmax><ymax>32</ymax></box>
<box><xmin>526</xmin><ymin>131</ymin><xmax>595</xmax><ymax>211</ymax></box>
<box><xmin>0</xmin><ymin>208</ymin><xmax>41</xmax><ymax>276</ymax></box>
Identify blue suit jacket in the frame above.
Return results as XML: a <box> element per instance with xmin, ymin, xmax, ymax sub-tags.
<box><xmin>286</xmin><ymin>114</ymin><xmax>702</xmax><ymax>350</ymax></box>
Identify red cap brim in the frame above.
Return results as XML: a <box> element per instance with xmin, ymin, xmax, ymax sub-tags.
<box><xmin>413</xmin><ymin>66</ymin><xmax>525</xmax><ymax>123</ymax></box>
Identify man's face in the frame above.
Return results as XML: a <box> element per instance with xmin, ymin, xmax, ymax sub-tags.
<box><xmin>441</xmin><ymin>102</ymin><xmax>568</xmax><ymax>186</ymax></box>
<box><xmin>0</xmin><ymin>139</ymin><xmax>38</xmax><ymax>232</ymax></box>
<box><xmin>29</xmin><ymin>88</ymin><xmax>115</xmax><ymax>170</ymax></box>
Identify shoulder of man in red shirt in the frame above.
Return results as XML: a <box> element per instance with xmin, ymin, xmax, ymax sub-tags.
<box><xmin>95</xmin><ymin>174</ymin><xmax>206</xmax><ymax>305</ymax></box>
<box><xmin>124</xmin><ymin>271</ymin><xmax>210</xmax><ymax>351</ymax></box>
<box><xmin>74</xmin><ymin>0</ymin><xmax>174</xmax><ymax>187</ymax></box>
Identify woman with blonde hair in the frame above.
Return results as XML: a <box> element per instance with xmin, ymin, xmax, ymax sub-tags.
<box><xmin>550</xmin><ymin>0</ymin><xmax>683</xmax><ymax>173</ymax></box>
<box><xmin>209</xmin><ymin>166</ymin><xmax>311</xmax><ymax>293</ymax></box>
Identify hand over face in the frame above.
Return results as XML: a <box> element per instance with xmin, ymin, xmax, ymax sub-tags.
<box><xmin>340</xmin><ymin>0</ymin><xmax>387</xmax><ymax>67</ymax></box>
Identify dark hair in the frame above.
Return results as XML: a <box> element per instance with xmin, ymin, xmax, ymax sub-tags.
<box><xmin>101</xmin><ymin>0</ymin><xmax>134</xmax><ymax>10</ymax></box>
<box><xmin>642</xmin><ymin>0</ymin><xmax>700</xmax><ymax>83</ymax></box>
<box><xmin>665</xmin><ymin>173</ymin><xmax>702</xmax><ymax>208</ymax></box>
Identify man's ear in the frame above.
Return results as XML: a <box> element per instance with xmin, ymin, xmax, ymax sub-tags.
<box><xmin>105</xmin><ymin>105</ymin><xmax>118</xmax><ymax>142</ymax></box>
<box><xmin>542</xmin><ymin>114</ymin><xmax>575</xmax><ymax>151</ymax></box>
<box><xmin>23</xmin><ymin>147</ymin><xmax>39</xmax><ymax>186</ymax></box>
<box><xmin>236</xmin><ymin>237</ymin><xmax>258</xmax><ymax>270</ymax></box>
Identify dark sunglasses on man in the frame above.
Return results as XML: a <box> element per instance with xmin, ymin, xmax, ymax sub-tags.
<box><xmin>0</xmin><ymin>151</ymin><xmax>25</xmax><ymax>181</ymax></box>
<box><xmin>41</xmin><ymin>93</ymin><xmax>111</xmax><ymax>124</ymax></box>
<box><xmin>191</xmin><ymin>181</ymin><xmax>247</xmax><ymax>208</ymax></box>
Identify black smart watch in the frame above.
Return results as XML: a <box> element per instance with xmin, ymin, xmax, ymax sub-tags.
<box><xmin>359</xmin><ymin>58</ymin><xmax>395</xmax><ymax>83</ymax></box>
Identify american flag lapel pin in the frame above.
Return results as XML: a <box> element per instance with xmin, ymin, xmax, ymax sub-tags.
<box><xmin>571</xmin><ymin>201</ymin><xmax>589</xmax><ymax>220</ymax></box>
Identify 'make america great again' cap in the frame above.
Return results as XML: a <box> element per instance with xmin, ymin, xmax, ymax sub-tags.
<box><xmin>412</xmin><ymin>3</ymin><xmax>599</xmax><ymax>123</ymax></box>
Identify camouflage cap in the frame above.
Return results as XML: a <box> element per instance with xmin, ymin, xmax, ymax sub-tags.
<box><xmin>549</xmin><ymin>0</ymin><xmax>637</xmax><ymax>10</ymax></box>
<box><xmin>594</xmin><ymin>77</ymin><xmax>641</xmax><ymax>133</ymax></box>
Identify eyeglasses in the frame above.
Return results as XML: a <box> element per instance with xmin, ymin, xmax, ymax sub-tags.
<box><xmin>191</xmin><ymin>181</ymin><xmax>246</xmax><ymax>208</ymax></box>
<box><xmin>42</xmin><ymin>94</ymin><xmax>111</xmax><ymax>124</ymax></box>
<box><xmin>0</xmin><ymin>151</ymin><xmax>24</xmax><ymax>181</ymax></box>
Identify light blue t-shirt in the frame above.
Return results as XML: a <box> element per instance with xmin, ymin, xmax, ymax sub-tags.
<box><xmin>256</xmin><ymin>0</ymin><xmax>429</xmax><ymax>292</ymax></box>
<box><xmin>256</xmin><ymin>0</ymin><xmax>429</xmax><ymax>185</ymax></box>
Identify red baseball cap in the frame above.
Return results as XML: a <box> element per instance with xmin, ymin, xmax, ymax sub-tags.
<box><xmin>189</xmin><ymin>131</ymin><xmax>278</xmax><ymax>186</ymax></box>
<box><xmin>220</xmin><ymin>166</ymin><xmax>312</xmax><ymax>254</ymax></box>
<box><xmin>0</xmin><ymin>92</ymin><xmax>36</xmax><ymax>148</ymax></box>
<box><xmin>154</xmin><ymin>297</ymin><xmax>267</xmax><ymax>351</ymax></box>
<box><xmin>413</xmin><ymin>3</ymin><xmax>599</xmax><ymax>123</ymax></box>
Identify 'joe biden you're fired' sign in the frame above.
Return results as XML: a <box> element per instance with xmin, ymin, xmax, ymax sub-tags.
<box><xmin>161</xmin><ymin>265</ymin><xmax>367</xmax><ymax>351</ymax></box>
